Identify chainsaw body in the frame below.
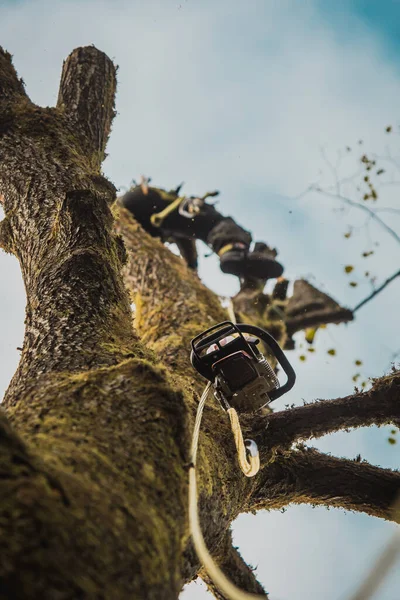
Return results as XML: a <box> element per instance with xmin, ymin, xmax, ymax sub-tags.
<box><xmin>190</xmin><ymin>321</ymin><xmax>296</xmax><ymax>413</ymax></box>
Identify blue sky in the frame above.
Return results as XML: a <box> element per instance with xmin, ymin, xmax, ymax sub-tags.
<box><xmin>318</xmin><ymin>0</ymin><xmax>400</xmax><ymax>59</ymax></box>
<box><xmin>0</xmin><ymin>1</ymin><xmax>399</xmax><ymax>599</ymax></box>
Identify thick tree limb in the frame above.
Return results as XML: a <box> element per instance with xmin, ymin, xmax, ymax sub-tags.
<box><xmin>250</xmin><ymin>371</ymin><xmax>400</xmax><ymax>460</ymax></box>
<box><xmin>0</xmin><ymin>48</ymin><xmax>136</xmax><ymax>403</ymax></box>
<box><xmin>1</xmin><ymin>364</ymin><xmax>190</xmax><ymax>600</ymax></box>
<box><xmin>249</xmin><ymin>448</ymin><xmax>400</xmax><ymax>523</ymax></box>
<box><xmin>57</xmin><ymin>46</ymin><xmax>116</xmax><ymax>166</ymax></box>
<box><xmin>285</xmin><ymin>305</ymin><xmax>354</xmax><ymax>335</ymax></box>
<box><xmin>115</xmin><ymin>207</ymin><xmax>227</xmax><ymax>372</ymax></box>
<box><xmin>199</xmin><ymin>531</ymin><xmax>268</xmax><ymax>599</ymax></box>
<box><xmin>232</xmin><ymin>243</ymin><xmax>274</xmax><ymax>322</ymax></box>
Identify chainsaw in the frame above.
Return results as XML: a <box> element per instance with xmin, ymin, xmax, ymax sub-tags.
<box><xmin>190</xmin><ymin>321</ymin><xmax>296</xmax><ymax>413</ymax></box>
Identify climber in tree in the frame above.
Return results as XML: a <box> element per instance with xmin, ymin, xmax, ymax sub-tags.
<box><xmin>120</xmin><ymin>177</ymin><xmax>284</xmax><ymax>280</ymax></box>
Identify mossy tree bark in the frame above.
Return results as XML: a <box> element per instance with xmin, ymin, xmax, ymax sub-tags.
<box><xmin>0</xmin><ymin>46</ymin><xmax>399</xmax><ymax>600</ymax></box>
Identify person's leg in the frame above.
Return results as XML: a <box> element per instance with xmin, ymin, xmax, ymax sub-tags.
<box><xmin>163</xmin><ymin>201</ymin><xmax>283</xmax><ymax>279</ymax></box>
<box><xmin>121</xmin><ymin>186</ymin><xmax>283</xmax><ymax>279</ymax></box>
<box><xmin>174</xmin><ymin>237</ymin><xmax>198</xmax><ymax>270</ymax></box>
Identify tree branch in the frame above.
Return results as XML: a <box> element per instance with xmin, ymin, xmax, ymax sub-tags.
<box><xmin>199</xmin><ymin>531</ymin><xmax>268</xmax><ymax>599</ymax></box>
<box><xmin>353</xmin><ymin>269</ymin><xmax>400</xmax><ymax>313</ymax></box>
<box><xmin>250</xmin><ymin>448</ymin><xmax>400</xmax><ymax>523</ymax></box>
<box><xmin>311</xmin><ymin>187</ymin><xmax>400</xmax><ymax>247</ymax></box>
<box><xmin>250</xmin><ymin>371</ymin><xmax>400</xmax><ymax>459</ymax></box>
<box><xmin>285</xmin><ymin>305</ymin><xmax>354</xmax><ymax>336</ymax></box>
<box><xmin>57</xmin><ymin>46</ymin><xmax>116</xmax><ymax>166</ymax></box>
<box><xmin>0</xmin><ymin>47</ymin><xmax>27</xmax><ymax>103</ymax></box>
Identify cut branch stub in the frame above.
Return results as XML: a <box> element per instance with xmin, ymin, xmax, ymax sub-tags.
<box><xmin>57</xmin><ymin>46</ymin><xmax>117</xmax><ymax>166</ymax></box>
<box><xmin>285</xmin><ymin>279</ymin><xmax>353</xmax><ymax>335</ymax></box>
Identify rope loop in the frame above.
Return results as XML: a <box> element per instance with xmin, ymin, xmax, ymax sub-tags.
<box><xmin>189</xmin><ymin>383</ymin><xmax>264</xmax><ymax>600</ymax></box>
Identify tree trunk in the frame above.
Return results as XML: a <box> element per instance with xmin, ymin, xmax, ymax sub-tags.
<box><xmin>0</xmin><ymin>46</ymin><xmax>399</xmax><ymax>600</ymax></box>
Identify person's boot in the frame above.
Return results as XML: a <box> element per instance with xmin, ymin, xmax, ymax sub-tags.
<box><xmin>219</xmin><ymin>242</ymin><xmax>284</xmax><ymax>280</ymax></box>
<box><xmin>206</xmin><ymin>218</ymin><xmax>284</xmax><ymax>280</ymax></box>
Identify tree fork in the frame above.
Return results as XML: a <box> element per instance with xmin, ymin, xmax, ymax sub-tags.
<box><xmin>0</xmin><ymin>46</ymin><xmax>259</xmax><ymax>599</ymax></box>
<box><xmin>0</xmin><ymin>45</ymin><xmax>136</xmax><ymax>402</ymax></box>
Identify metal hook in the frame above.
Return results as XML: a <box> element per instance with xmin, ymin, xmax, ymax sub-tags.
<box><xmin>244</xmin><ymin>439</ymin><xmax>259</xmax><ymax>459</ymax></box>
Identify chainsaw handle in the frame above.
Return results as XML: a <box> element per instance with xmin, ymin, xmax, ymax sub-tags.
<box><xmin>191</xmin><ymin>321</ymin><xmax>244</xmax><ymax>353</ymax></box>
<box><xmin>190</xmin><ymin>321</ymin><xmax>296</xmax><ymax>402</ymax></box>
<box><xmin>190</xmin><ymin>321</ymin><xmax>256</xmax><ymax>381</ymax></box>
<box><xmin>236</xmin><ymin>324</ymin><xmax>296</xmax><ymax>400</ymax></box>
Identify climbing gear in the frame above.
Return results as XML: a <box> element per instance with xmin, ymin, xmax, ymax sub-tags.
<box><xmin>178</xmin><ymin>196</ymin><xmax>205</xmax><ymax>218</ymax></box>
<box><xmin>178</xmin><ymin>191</ymin><xmax>220</xmax><ymax>219</ymax></box>
<box><xmin>219</xmin><ymin>245</ymin><xmax>284</xmax><ymax>280</ymax></box>
<box><xmin>218</xmin><ymin>242</ymin><xmax>247</xmax><ymax>257</ymax></box>
<box><xmin>123</xmin><ymin>180</ymin><xmax>284</xmax><ymax>281</ymax></box>
<box><xmin>151</xmin><ymin>190</ymin><xmax>220</xmax><ymax>228</ymax></box>
<box><xmin>190</xmin><ymin>321</ymin><xmax>295</xmax><ymax>413</ymax></box>
<box><xmin>188</xmin><ymin>322</ymin><xmax>295</xmax><ymax>599</ymax></box>
<box><xmin>226</xmin><ymin>407</ymin><xmax>260</xmax><ymax>477</ymax></box>
<box><xmin>150</xmin><ymin>196</ymin><xmax>183</xmax><ymax>228</ymax></box>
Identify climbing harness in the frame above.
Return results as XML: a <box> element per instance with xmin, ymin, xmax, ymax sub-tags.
<box><xmin>150</xmin><ymin>189</ymin><xmax>220</xmax><ymax>228</ymax></box>
<box><xmin>150</xmin><ymin>195</ymin><xmax>183</xmax><ymax>227</ymax></box>
<box><xmin>188</xmin><ymin>321</ymin><xmax>295</xmax><ymax>599</ymax></box>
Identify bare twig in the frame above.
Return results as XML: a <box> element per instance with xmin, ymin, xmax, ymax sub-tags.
<box><xmin>348</xmin><ymin>496</ymin><xmax>400</xmax><ymax>600</ymax></box>
<box><xmin>353</xmin><ymin>269</ymin><xmax>400</xmax><ymax>313</ymax></box>
<box><xmin>312</xmin><ymin>187</ymin><xmax>400</xmax><ymax>246</ymax></box>
<box><xmin>348</xmin><ymin>530</ymin><xmax>400</xmax><ymax>600</ymax></box>
<box><xmin>373</xmin><ymin>205</ymin><xmax>400</xmax><ymax>214</ymax></box>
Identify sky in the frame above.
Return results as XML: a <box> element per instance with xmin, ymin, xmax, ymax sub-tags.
<box><xmin>0</xmin><ymin>1</ymin><xmax>399</xmax><ymax>599</ymax></box>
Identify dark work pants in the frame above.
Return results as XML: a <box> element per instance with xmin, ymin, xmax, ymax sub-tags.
<box><xmin>120</xmin><ymin>187</ymin><xmax>252</xmax><ymax>253</ymax></box>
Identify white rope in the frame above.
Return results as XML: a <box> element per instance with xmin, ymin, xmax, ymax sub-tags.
<box><xmin>225</xmin><ymin>297</ymin><xmax>260</xmax><ymax>476</ymax></box>
<box><xmin>227</xmin><ymin>298</ymin><xmax>237</xmax><ymax>325</ymax></box>
<box><xmin>189</xmin><ymin>382</ymin><xmax>212</xmax><ymax>466</ymax></box>
<box><xmin>227</xmin><ymin>408</ymin><xmax>260</xmax><ymax>478</ymax></box>
<box><xmin>188</xmin><ymin>383</ymin><xmax>263</xmax><ymax>600</ymax></box>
